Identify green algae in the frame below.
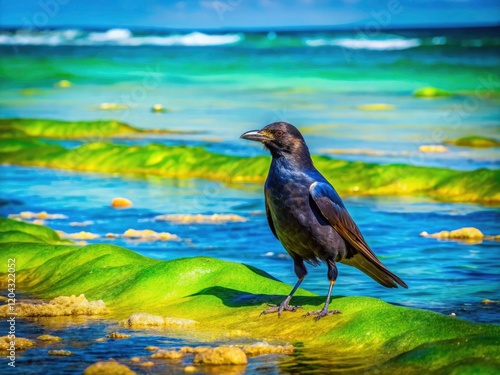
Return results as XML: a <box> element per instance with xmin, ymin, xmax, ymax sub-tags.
<box><xmin>0</xmin><ymin>139</ymin><xmax>498</xmax><ymax>204</ymax></box>
<box><xmin>445</xmin><ymin>136</ymin><xmax>500</xmax><ymax>148</ymax></box>
<box><xmin>0</xmin><ymin>218</ymin><xmax>63</xmax><ymax>244</ymax></box>
<box><xmin>0</xmin><ymin>219</ymin><xmax>499</xmax><ymax>373</ymax></box>
<box><xmin>0</xmin><ymin>118</ymin><xmax>188</xmax><ymax>139</ymax></box>
<box><xmin>413</xmin><ymin>87</ymin><xmax>452</xmax><ymax>98</ymax></box>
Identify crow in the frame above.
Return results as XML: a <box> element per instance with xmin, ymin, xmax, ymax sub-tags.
<box><xmin>241</xmin><ymin>122</ymin><xmax>408</xmax><ymax>320</ymax></box>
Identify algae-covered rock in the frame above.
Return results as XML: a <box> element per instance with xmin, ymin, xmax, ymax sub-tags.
<box><xmin>444</xmin><ymin>136</ymin><xmax>500</xmax><ymax>148</ymax></box>
<box><xmin>413</xmin><ymin>87</ymin><xmax>452</xmax><ymax>98</ymax></box>
<box><xmin>0</xmin><ymin>294</ymin><xmax>108</xmax><ymax>317</ymax></box>
<box><xmin>193</xmin><ymin>347</ymin><xmax>248</xmax><ymax>365</ymax></box>
<box><xmin>107</xmin><ymin>332</ymin><xmax>131</xmax><ymax>339</ymax></box>
<box><xmin>0</xmin><ymin>218</ymin><xmax>62</xmax><ymax>244</ymax></box>
<box><xmin>242</xmin><ymin>342</ymin><xmax>294</xmax><ymax>356</ymax></box>
<box><xmin>83</xmin><ymin>361</ymin><xmax>137</xmax><ymax>375</ymax></box>
<box><xmin>0</xmin><ymin>139</ymin><xmax>498</xmax><ymax>204</ymax></box>
<box><xmin>0</xmin><ymin>336</ymin><xmax>35</xmax><ymax>350</ymax></box>
<box><xmin>151</xmin><ymin>350</ymin><xmax>183</xmax><ymax>359</ymax></box>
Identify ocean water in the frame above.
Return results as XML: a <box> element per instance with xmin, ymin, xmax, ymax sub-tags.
<box><xmin>0</xmin><ymin>26</ymin><xmax>499</xmax><ymax>373</ymax></box>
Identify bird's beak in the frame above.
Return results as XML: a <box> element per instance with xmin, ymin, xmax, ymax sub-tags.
<box><xmin>240</xmin><ymin>129</ymin><xmax>272</xmax><ymax>142</ymax></box>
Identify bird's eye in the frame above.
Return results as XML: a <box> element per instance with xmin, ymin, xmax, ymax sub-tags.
<box><xmin>276</xmin><ymin>131</ymin><xmax>284</xmax><ymax>137</ymax></box>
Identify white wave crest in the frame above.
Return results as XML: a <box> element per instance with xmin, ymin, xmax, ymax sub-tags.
<box><xmin>304</xmin><ymin>37</ymin><xmax>421</xmax><ymax>50</ymax></box>
<box><xmin>0</xmin><ymin>29</ymin><xmax>243</xmax><ymax>47</ymax></box>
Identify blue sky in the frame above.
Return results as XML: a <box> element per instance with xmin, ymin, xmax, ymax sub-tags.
<box><xmin>1</xmin><ymin>0</ymin><xmax>499</xmax><ymax>29</ymax></box>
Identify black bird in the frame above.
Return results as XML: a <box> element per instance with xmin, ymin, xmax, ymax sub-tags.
<box><xmin>240</xmin><ymin>122</ymin><xmax>408</xmax><ymax>320</ymax></box>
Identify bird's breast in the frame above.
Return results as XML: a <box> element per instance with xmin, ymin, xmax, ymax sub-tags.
<box><xmin>265</xmin><ymin>168</ymin><xmax>344</xmax><ymax>262</ymax></box>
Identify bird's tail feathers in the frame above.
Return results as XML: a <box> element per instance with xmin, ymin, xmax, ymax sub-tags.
<box><xmin>342</xmin><ymin>253</ymin><xmax>408</xmax><ymax>289</ymax></box>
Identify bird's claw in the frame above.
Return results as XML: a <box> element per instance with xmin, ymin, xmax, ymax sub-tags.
<box><xmin>303</xmin><ymin>308</ymin><xmax>341</xmax><ymax>321</ymax></box>
<box><xmin>260</xmin><ymin>302</ymin><xmax>302</xmax><ymax>317</ymax></box>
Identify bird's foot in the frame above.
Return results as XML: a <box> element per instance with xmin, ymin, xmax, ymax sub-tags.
<box><xmin>303</xmin><ymin>308</ymin><xmax>341</xmax><ymax>321</ymax></box>
<box><xmin>260</xmin><ymin>301</ymin><xmax>302</xmax><ymax>317</ymax></box>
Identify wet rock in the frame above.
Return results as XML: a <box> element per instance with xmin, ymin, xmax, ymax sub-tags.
<box><xmin>145</xmin><ymin>346</ymin><xmax>159</xmax><ymax>351</ymax></box>
<box><xmin>107</xmin><ymin>332</ymin><xmax>131</xmax><ymax>339</ymax></box>
<box><xmin>0</xmin><ymin>336</ymin><xmax>35</xmax><ymax>350</ymax></box>
<box><xmin>357</xmin><ymin>103</ymin><xmax>395</xmax><ymax>111</ymax></box>
<box><xmin>130</xmin><ymin>357</ymin><xmax>141</xmax><ymax>363</ymax></box>
<box><xmin>122</xmin><ymin>229</ymin><xmax>180</xmax><ymax>241</ymax></box>
<box><xmin>124</xmin><ymin>312</ymin><xmax>196</xmax><ymax>328</ymax></box>
<box><xmin>184</xmin><ymin>366</ymin><xmax>197</xmax><ymax>373</ymax></box>
<box><xmin>140</xmin><ymin>361</ymin><xmax>155</xmax><ymax>367</ymax></box>
<box><xmin>0</xmin><ymin>294</ymin><xmax>108</xmax><ymax>317</ymax></box>
<box><xmin>193</xmin><ymin>347</ymin><xmax>248</xmax><ymax>365</ymax></box>
<box><xmin>37</xmin><ymin>334</ymin><xmax>62</xmax><ymax>342</ymax></box>
<box><xmin>83</xmin><ymin>360</ymin><xmax>137</xmax><ymax>375</ymax></box>
<box><xmin>154</xmin><ymin>213</ymin><xmax>247</xmax><ymax>224</ymax></box>
<box><xmin>418</xmin><ymin>145</ymin><xmax>448</xmax><ymax>153</ymax></box>
<box><xmin>48</xmin><ymin>349</ymin><xmax>73</xmax><ymax>356</ymax></box>
<box><xmin>151</xmin><ymin>350</ymin><xmax>183</xmax><ymax>359</ymax></box>
<box><xmin>111</xmin><ymin>197</ymin><xmax>133</xmax><ymax>208</ymax></box>
<box><xmin>242</xmin><ymin>342</ymin><xmax>294</xmax><ymax>356</ymax></box>
<box><xmin>180</xmin><ymin>346</ymin><xmax>210</xmax><ymax>354</ymax></box>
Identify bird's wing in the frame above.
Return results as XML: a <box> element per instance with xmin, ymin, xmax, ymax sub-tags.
<box><xmin>309</xmin><ymin>181</ymin><xmax>408</xmax><ymax>288</ymax></box>
<box><xmin>265</xmin><ymin>196</ymin><xmax>278</xmax><ymax>239</ymax></box>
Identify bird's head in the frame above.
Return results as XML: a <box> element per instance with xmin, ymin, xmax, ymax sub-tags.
<box><xmin>240</xmin><ymin>122</ymin><xmax>311</xmax><ymax>162</ymax></box>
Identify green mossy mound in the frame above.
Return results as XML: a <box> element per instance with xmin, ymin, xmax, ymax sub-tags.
<box><xmin>0</xmin><ymin>217</ymin><xmax>63</xmax><ymax>244</ymax></box>
<box><xmin>0</xmin><ymin>219</ymin><xmax>499</xmax><ymax>373</ymax></box>
<box><xmin>0</xmin><ymin>140</ymin><xmax>498</xmax><ymax>204</ymax></box>
<box><xmin>0</xmin><ymin>118</ymin><xmax>188</xmax><ymax>139</ymax></box>
<box><xmin>445</xmin><ymin>136</ymin><xmax>500</xmax><ymax>148</ymax></box>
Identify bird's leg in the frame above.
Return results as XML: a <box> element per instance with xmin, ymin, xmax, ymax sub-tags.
<box><xmin>304</xmin><ymin>259</ymin><xmax>341</xmax><ymax>321</ymax></box>
<box><xmin>260</xmin><ymin>259</ymin><xmax>307</xmax><ymax>317</ymax></box>
<box><xmin>260</xmin><ymin>277</ymin><xmax>304</xmax><ymax>317</ymax></box>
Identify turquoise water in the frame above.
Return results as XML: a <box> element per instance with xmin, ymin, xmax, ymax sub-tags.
<box><xmin>0</xmin><ymin>26</ymin><xmax>499</xmax><ymax>374</ymax></box>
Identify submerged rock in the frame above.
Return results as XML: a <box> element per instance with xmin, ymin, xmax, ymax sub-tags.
<box><xmin>83</xmin><ymin>360</ymin><xmax>137</xmax><ymax>375</ymax></box>
<box><xmin>193</xmin><ymin>347</ymin><xmax>248</xmax><ymax>365</ymax></box>
<box><xmin>155</xmin><ymin>213</ymin><xmax>247</xmax><ymax>224</ymax></box>
<box><xmin>37</xmin><ymin>334</ymin><xmax>62</xmax><ymax>342</ymax></box>
<box><xmin>107</xmin><ymin>332</ymin><xmax>131</xmax><ymax>339</ymax></box>
<box><xmin>111</xmin><ymin>197</ymin><xmax>133</xmax><ymax>208</ymax></box>
<box><xmin>48</xmin><ymin>349</ymin><xmax>73</xmax><ymax>356</ymax></box>
<box><xmin>0</xmin><ymin>294</ymin><xmax>108</xmax><ymax>317</ymax></box>
<box><xmin>357</xmin><ymin>103</ymin><xmax>395</xmax><ymax>111</ymax></box>
<box><xmin>418</xmin><ymin>145</ymin><xmax>448</xmax><ymax>153</ymax></box>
